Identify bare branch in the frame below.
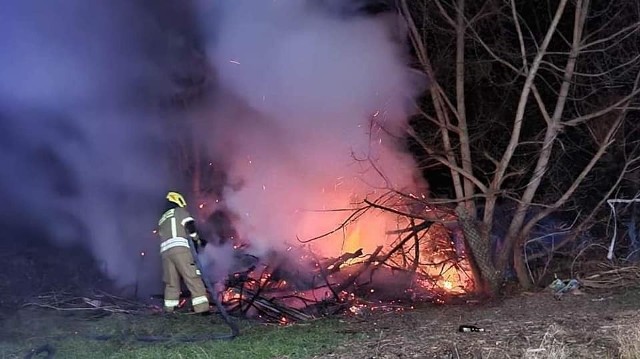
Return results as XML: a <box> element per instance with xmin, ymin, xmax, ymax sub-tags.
<box><xmin>540</xmin><ymin>54</ymin><xmax>640</xmax><ymax>78</ymax></box>
<box><xmin>399</xmin><ymin>0</ymin><xmax>467</xmax><ymax>200</ymax></box>
<box><xmin>580</xmin><ymin>21</ymin><xmax>640</xmax><ymax>51</ymax></box>
<box><xmin>498</xmin><ymin>0</ymin><xmax>589</xmax><ymax>282</ymax></box>
<box><xmin>433</xmin><ymin>0</ymin><xmax>456</xmax><ymax>28</ymax></box>
<box><xmin>568</xmin><ymin>154</ymin><xmax>640</xmax><ymax>245</ymax></box>
<box><xmin>407</xmin><ymin>128</ymin><xmax>488</xmax><ymax>193</ymax></box>
<box><xmin>564</xmin><ymin>86</ymin><xmax>640</xmax><ymax>127</ymax></box>
<box><xmin>510</xmin><ymin>0</ymin><xmax>529</xmax><ymax>71</ymax></box>
<box><xmin>522</xmin><ymin>116</ymin><xmax>622</xmax><ymax>235</ymax></box>
<box><xmin>483</xmin><ymin>0</ymin><xmax>570</xmax><ymax>231</ymax></box>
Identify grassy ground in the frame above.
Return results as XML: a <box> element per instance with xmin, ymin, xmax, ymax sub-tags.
<box><xmin>0</xmin><ymin>309</ymin><xmax>352</xmax><ymax>359</ymax></box>
<box><xmin>3</xmin><ymin>288</ymin><xmax>640</xmax><ymax>358</ymax></box>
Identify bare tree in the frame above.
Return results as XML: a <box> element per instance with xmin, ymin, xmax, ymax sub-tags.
<box><xmin>401</xmin><ymin>0</ymin><xmax>640</xmax><ymax>290</ymax></box>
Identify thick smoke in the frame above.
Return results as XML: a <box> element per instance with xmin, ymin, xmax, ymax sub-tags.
<box><xmin>0</xmin><ymin>0</ymin><xmax>182</xmax><ymax>287</ymax></box>
<box><xmin>0</xmin><ymin>0</ymin><xmax>426</xmax><ymax>293</ymax></box>
<box><xmin>193</xmin><ymin>1</ymin><xmax>426</xmax><ymax>261</ymax></box>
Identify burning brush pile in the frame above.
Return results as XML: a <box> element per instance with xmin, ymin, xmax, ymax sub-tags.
<box><xmin>213</xmin><ymin>195</ymin><xmax>477</xmax><ymax>323</ymax></box>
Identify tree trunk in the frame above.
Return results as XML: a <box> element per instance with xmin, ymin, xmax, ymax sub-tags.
<box><xmin>456</xmin><ymin>206</ymin><xmax>500</xmax><ymax>295</ymax></box>
<box><xmin>454</xmin><ymin>0</ymin><xmax>475</xmax><ymax>215</ymax></box>
<box><xmin>512</xmin><ymin>237</ymin><xmax>530</xmax><ymax>288</ymax></box>
<box><xmin>500</xmin><ymin>0</ymin><xmax>589</xmax><ymax>289</ymax></box>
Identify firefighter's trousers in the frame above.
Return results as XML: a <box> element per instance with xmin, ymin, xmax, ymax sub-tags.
<box><xmin>161</xmin><ymin>245</ymin><xmax>209</xmax><ymax>313</ymax></box>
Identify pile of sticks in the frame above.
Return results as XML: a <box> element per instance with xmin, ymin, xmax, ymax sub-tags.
<box><xmin>578</xmin><ymin>263</ymin><xmax>640</xmax><ymax>290</ymax></box>
<box><xmin>22</xmin><ymin>290</ymin><xmax>153</xmax><ymax>316</ymax></box>
<box><xmin>220</xmin><ymin>219</ymin><xmax>475</xmax><ymax>323</ymax></box>
<box><xmin>220</xmin><ymin>249</ymin><xmax>382</xmax><ymax>323</ymax></box>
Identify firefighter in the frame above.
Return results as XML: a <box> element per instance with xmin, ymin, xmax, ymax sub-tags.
<box><xmin>157</xmin><ymin>191</ymin><xmax>210</xmax><ymax>313</ymax></box>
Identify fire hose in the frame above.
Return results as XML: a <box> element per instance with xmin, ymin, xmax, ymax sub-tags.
<box><xmin>24</xmin><ymin>241</ymin><xmax>239</xmax><ymax>358</ymax></box>
<box><xmin>187</xmin><ymin>240</ymin><xmax>240</xmax><ymax>339</ymax></box>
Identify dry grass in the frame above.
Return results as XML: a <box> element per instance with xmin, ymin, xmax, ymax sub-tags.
<box><xmin>616</xmin><ymin>325</ymin><xmax>640</xmax><ymax>359</ymax></box>
<box><xmin>521</xmin><ymin>323</ymin><xmax>640</xmax><ymax>359</ymax></box>
<box><xmin>523</xmin><ymin>324</ymin><xmax>570</xmax><ymax>359</ymax></box>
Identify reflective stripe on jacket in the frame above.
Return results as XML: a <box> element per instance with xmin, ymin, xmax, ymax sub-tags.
<box><xmin>158</xmin><ymin>207</ymin><xmax>194</xmax><ymax>241</ymax></box>
<box><xmin>160</xmin><ymin>237</ymin><xmax>190</xmax><ymax>253</ymax></box>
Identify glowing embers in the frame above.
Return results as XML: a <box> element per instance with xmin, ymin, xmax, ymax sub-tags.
<box><xmin>217</xmin><ymin>218</ymin><xmax>476</xmax><ymax>324</ymax></box>
<box><xmin>407</xmin><ymin>223</ymin><xmax>474</xmax><ymax>295</ymax></box>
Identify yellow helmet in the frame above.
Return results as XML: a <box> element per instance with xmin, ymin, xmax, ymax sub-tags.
<box><xmin>166</xmin><ymin>191</ymin><xmax>187</xmax><ymax>208</ymax></box>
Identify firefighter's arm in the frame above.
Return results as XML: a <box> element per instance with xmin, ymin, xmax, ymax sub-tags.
<box><xmin>181</xmin><ymin>217</ymin><xmax>207</xmax><ymax>247</ymax></box>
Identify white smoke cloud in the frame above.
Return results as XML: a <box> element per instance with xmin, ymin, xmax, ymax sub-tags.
<box><xmin>0</xmin><ymin>0</ymin><xmax>177</xmax><ymax>287</ymax></box>
<box><xmin>0</xmin><ymin>0</ymin><xmax>427</xmax><ymax>293</ymax></box>
<box><xmin>194</xmin><ymin>1</ymin><xmax>426</xmax><ymax>259</ymax></box>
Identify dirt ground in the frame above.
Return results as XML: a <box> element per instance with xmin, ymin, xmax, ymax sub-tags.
<box><xmin>1</xmin><ymin>287</ymin><xmax>639</xmax><ymax>358</ymax></box>
<box><xmin>315</xmin><ymin>288</ymin><xmax>640</xmax><ymax>359</ymax></box>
